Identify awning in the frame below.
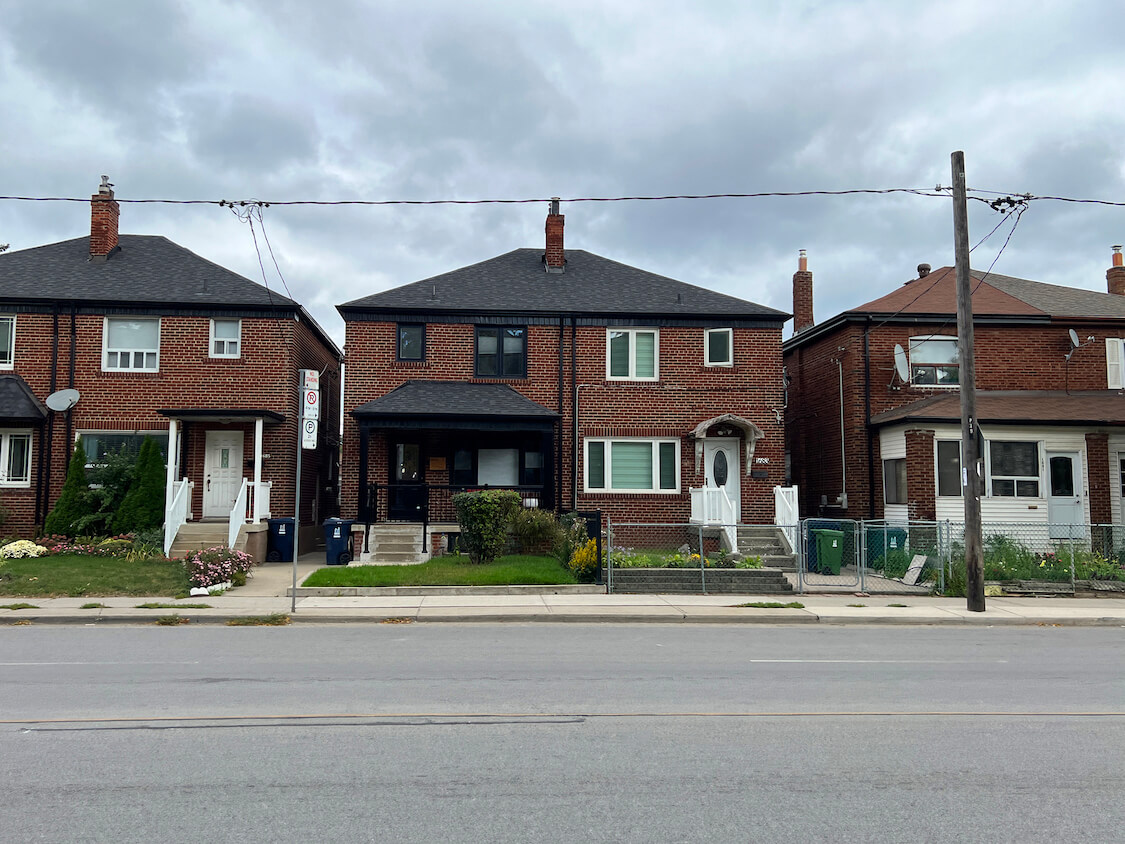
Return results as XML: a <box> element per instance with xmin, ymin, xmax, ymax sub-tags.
<box><xmin>0</xmin><ymin>375</ymin><xmax>48</xmax><ymax>425</ymax></box>
<box><xmin>353</xmin><ymin>380</ymin><xmax>559</xmax><ymax>431</ymax></box>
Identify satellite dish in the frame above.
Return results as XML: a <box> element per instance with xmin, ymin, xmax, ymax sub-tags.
<box><xmin>1068</xmin><ymin>329</ymin><xmax>1081</xmax><ymax>348</ymax></box>
<box><xmin>45</xmin><ymin>388</ymin><xmax>80</xmax><ymax>412</ymax></box>
<box><xmin>893</xmin><ymin>345</ymin><xmax>909</xmax><ymax>382</ymax></box>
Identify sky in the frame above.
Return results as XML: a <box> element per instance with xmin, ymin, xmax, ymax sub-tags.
<box><xmin>2</xmin><ymin>0</ymin><xmax>1124</xmax><ymax>347</ymax></box>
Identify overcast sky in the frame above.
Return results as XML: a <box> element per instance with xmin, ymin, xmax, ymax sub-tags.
<box><xmin>3</xmin><ymin>0</ymin><xmax>1123</xmax><ymax>346</ymax></box>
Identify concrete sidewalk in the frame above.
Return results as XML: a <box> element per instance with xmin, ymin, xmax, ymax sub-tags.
<box><xmin>3</xmin><ymin>559</ymin><xmax>1124</xmax><ymax>626</ymax></box>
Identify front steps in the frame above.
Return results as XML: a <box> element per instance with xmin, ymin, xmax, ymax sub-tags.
<box><xmin>359</xmin><ymin>523</ymin><xmax>426</xmax><ymax>565</ymax></box>
<box><xmin>735</xmin><ymin>525</ymin><xmax>798</xmax><ymax>571</ymax></box>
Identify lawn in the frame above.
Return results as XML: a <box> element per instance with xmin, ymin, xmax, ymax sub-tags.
<box><xmin>302</xmin><ymin>554</ymin><xmax>577</xmax><ymax>587</ymax></box>
<box><xmin>0</xmin><ymin>553</ymin><xmax>191</xmax><ymax>597</ymax></box>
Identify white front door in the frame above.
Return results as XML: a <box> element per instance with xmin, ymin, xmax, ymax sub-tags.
<box><xmin>703</xmin><ymin>438</ymin><xmax>741</xmax><ymax>522</ymax></box>
<box><xmin>204</xmin><ymin>431</ymin><xmax>243</xmax><ymax>518</ymax></box>
<box><xmin>1046</xmin><ymin>451</ymin><xmax>1083</xmax><ymax>539</ymax></box>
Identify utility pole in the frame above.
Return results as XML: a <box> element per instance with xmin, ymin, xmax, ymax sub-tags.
<box><xmin>951</xmin><ymin>151</ymin><xmax>985</xmax><ymax>612</ymax></box>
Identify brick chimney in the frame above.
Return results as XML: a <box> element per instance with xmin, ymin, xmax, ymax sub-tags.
<box><xmin>90</xmin><ymin>175</ymin><xmax>119</xmax><ymax>261</ymax></box>
<box><xmin>1108</xmin><ymin>245</ymin><xmax>1125</xmax><ymax>296</ymax></box>
<box><xmin>792</xmin><ymin>249</ymin><xmax>813</xmax><ymax>333</ymax></box>
<box><xmin>544</xmin><ymin>197</ymin><xmax>564</xmax><ymax>273</ymax></box>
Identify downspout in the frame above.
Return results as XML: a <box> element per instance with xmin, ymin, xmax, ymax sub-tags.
<box><xmin>864</xmin><ymin>320</ymin><xmax>875</xmax><ymax>519</ymax></box>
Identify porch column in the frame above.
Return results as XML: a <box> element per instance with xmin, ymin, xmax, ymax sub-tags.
<box><xmin>253</xmin><ymin>417</ymin><xmax>264</xmax><ymax>522</ymax></box>
<box><xmin>164</xmin><ymin>419</ymin><xmax>179</xmax><ymax>520</ymax></box>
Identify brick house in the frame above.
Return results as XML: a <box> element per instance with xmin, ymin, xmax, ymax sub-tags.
<box><xmin>0</xmin><ymin>179</ymin><xmax>342</xmax><ymax>556</ymax></box>
<box><xmin>783</xmin><ymin>252</ymin><xmax>1125</xmax><ymax>533</ymax></box>
<box><xmin>338</xmin><ymin>201</ymin><xmax>790</xmax><ymax>557</ymax></box>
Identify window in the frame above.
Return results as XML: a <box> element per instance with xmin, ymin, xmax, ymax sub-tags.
<box><xmin>585</xmin><ymin>438</ymin><xmax>679</xmax><ymax>493</ymax></box>
<box><xmin>0</xmin><ymin>431</ymin><xmax>31</xmax><ymax>486</ymax></box>
<box><xmin>397</xmin><ymin>323</ymin><xmax>425</xmax><ymax>361</ymax></box>
<box><xmin>104</xmin><ymin>318</ymin><xmax>159</xmax><ymax>371</ymax></box>
<box><xmin>705</xmin><ymin>328</ymin><xmax>733</xmax><ymax>366</ymax></box>
<box><xmin>607</xmin><ymin>329</ymin><xmax>658</xmax><ymax>380</ymax></box>
<box><xmin>210</xmin><ymin>319</ymin><xmax>241</xmax><ymax>358</ymax></box>
<box><xmin>0</xmin><ymin>315</ymin><xmax>13</xmax><ymax>369</ymax></box>
<box><xmin>476</xmin><ymin>326</ymin><xmax>526</xmax><ymax>377</ymax></box>
<box><xmin>909</xmin><ymin>335</ymin><xmax>958</xmax><ymax>386</ymax></box>
<box><xmin>883</xmin><ymin>458</ymin><xmax>906</xmax><ymax>505</ymax></box>
<box><xmin>79</xmin><ymin>432</ymin><xmax>169</xmax><ymax>463</ymax></box>
<box><xmin>936</xmin><ymin>441</ymin><xmax>962</xmax><ymax>497</ymax></box>
<box><xmin>989</xmin><ymin>441</ymin><xmax>1040</xmax><ymax>497</ymax></box>
<box><xmin>1107</xmin><ymin>338</ymin><xmax>1124</xmax><ymax>389</ymax></box>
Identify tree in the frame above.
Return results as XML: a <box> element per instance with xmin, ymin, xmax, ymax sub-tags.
<box><xmin>44</xmin><ymin>442</ymin><xmax>94</xmax><ymax>536</ymax></box>
<box><xmin>111</xmin><ymin>437</ymin><xmax>166</xmax><ymax>534</ymax></box>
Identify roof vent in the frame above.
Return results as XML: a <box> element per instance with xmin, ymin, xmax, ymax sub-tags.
<box><xmin>917</xmin><ymin>263</ymin><xmax>931</xmax><ymax>278</ymax></box>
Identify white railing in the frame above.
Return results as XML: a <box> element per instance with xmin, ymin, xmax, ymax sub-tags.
<box><xmin>164</xmin><ymin>479</ymin><xmax>193</xmax><ymax>557</ymax></box>
<box><xmin>229</xmin><ymin>479</ymin><xmax>251</xmax><ymax>549</ymax></box>
<box><xmin>774</xmin><ymin>485</ymin><xmax>800</xmax><ymax>554</ymax></box>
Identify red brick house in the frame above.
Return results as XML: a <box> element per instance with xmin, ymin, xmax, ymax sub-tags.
<box><xmin>338</xmin><ymin>201</ymin><xmax>789</xmax><ymax>557</ymax></box>
<box><xmin>0</xmin><ymin>179</ymin><xmax>342</xmax><ymax>556</ymax></box>
<box><xmin>783</xmin><ymin>252</ymin><xmax>1125</xmax><ymax>534</ymax></box>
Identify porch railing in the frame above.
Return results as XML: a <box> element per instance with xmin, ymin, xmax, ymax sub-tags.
<box><xmin>164</xmin><ymin>479</ymin><xmax>193</xmax><ymax>557</ymax></box>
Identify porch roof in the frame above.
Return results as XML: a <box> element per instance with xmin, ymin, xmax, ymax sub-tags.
<box><xmin>0</xmin><ymin>375</ymin><xmax>48</xmax><ymax>425</ymax></box>
<box><xmin>353</xmin><ymin>380</ymin><xmax>558</xmax><ymax>430</ymax></box>
<box><xmin>869</xmin><ymin>390</ymin><xmax>1125</xmax><ymax>428</ymax></box>
<box><xmin>157</xmin><ymin>408</ymin><xmax>286</xmax><ymax>424</ymax></box>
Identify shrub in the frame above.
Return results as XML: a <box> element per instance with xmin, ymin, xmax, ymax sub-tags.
<box><xmin>567</xmin><ymin>538</ymin><xmax>600</xmax><ymax>582</ymax></box>
<box><xmin>0</xmin><ymin>539</ymin><xmax>49</xmax><ymax>559</ymax></box>
<box><xmin>182</xmin><ymin>546</ymin><xmax>255</xmax><ymax>588</ymax></box>
<box><xmin>511</xmin><ymin>508</ymin><xmax>563</xmax><ymax>553</ymax></box>
<box><xmin>452</xmin><ymin>490</ymin><xmax>522</xmax><ymax>564</ymax></box>
<box><xmin>44</xmin><ymin>443</ymin><xmax>95</xmax><ymax>537</ymax></box>
<box><xmin>112</xmin><ymin>437</ymin><xmax>166</xmax><ymax>534</ymax></box>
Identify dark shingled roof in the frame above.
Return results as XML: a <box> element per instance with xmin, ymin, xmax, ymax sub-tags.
<box><xmin>0</xmin><ymin>235</ymin><xmax>298</xmax><ymax>308</ymax></box>
<box><xmin>0</xmin><ymin>375</ymin><xmax>48</xmax><ymax>424</ymax></box>
<box><xmin>354</xmin><ymin>380</ymin><xmax>559</xmax><ymax>419</ymax></box>
<box><xmin>869</xmin><ymin>390</ymin><xmax>1125</xmax><ymax>428</ymax></box>
<box><xmin>339</xmin><ymin>248</ymin><xmax>787</xmax><ymax>320</ymax></box>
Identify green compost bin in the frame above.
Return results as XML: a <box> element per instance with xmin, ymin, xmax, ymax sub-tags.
<box><xmin>865</xmin><ymin>527</ymin><xmax>907</xmax><ymax>570</ymax></box>
<box><xmin>813</xmin><ymin>528</ymin><xmax>845</xmax><ymax>575</ymax></box>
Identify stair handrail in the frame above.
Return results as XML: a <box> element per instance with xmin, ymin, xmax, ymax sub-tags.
<box><xmin>164</xmin><ymin>478</ymin><xmax>192</xmax><ymax>557</ymax></box>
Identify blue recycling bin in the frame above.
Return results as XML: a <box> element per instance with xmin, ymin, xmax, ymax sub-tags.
<box><xmin>266</xmin><ymin>517</ymin><xmax>296</xmax><ymax>562</ymax></box>
<box><xmin>323</xmin><ymin>518</ymin><xmax>355</xmax><ymax>566</ymax></box>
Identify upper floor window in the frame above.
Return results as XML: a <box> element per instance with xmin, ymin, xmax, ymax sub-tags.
<box><xmin>476</xmin><ymin>326</ymin><xmax>525</xmax><ymax>377</ymax></box>
<box><xmin>0</xmin><ymin>315</ymin><xmax>13</xmax><ymax>369</ymax></box>
<box><xmin>989</xmin><ymin>440</ymin><xmax>1040</xmax><ymax>497</ymax></box>
<box><xmin>705</xmin><ymin>328</ymin><xmax>733</xmax><ymax>367</ymax></box>
<box><xmin>397</xmin><ymin>324</ymin><xmax>425</xmax><ymax>361</ymax></box>
<box><xmin>104</xmin><ymin>318</ymin><xmax>159</xmax><ymax>372</ymax></box>
<box><xmin>910</xmin><ymin>335</ymin><xmax>958</xmax><ymax>386</ymax></box>
<box><xmin>607</xmin><ymin>328</ymin><xmax>658</xmax><ymax>380</ymax></box>
<box><xmin>210</xmin><ymin>319</ymin><xmax>241</xmax><ymax>358</ymax></box>
<box><xmin>0</xmin><ymin>430</ymin><xmax>31</xmax><ymax>487</ymax></box>
<box><xmin>1107</xmin><ymin>338</ymin><xmax>1123</xmax><ymax>389</ymax></box>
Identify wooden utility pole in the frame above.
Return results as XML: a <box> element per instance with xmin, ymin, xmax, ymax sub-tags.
<box><xmin>951</xmin><ymin>151</ymin><xmax>985</xmax><ymax>611</ymax></box>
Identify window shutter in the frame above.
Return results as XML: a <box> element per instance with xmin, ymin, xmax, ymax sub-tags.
<box><xmin>1107</xmin><ymin>338</ymin><xmax>1124</xmax><ymax>389</ymax></box>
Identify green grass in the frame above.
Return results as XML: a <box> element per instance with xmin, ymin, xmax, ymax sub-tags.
<box><xmin>0</xmin><ymin>553</ymin><xmax>190</xmax><ymax>598</ymax></box>
<box><xmin>226</xmin><ymin>613</ymin><xmax>291</xmax><ymax>626</ymax></box>
<box><xmin>732</xmin><ymin>601</ymin><xmax>805</xmax><ymax>609</ymax></box>
<box><xmin>302</xmin><ymin>554</ymin><xmax>576</xmax><ymax>588</ymax></box>
<box><xmin>0</xmin><ymin>602</ymin><xmax>38</xmax><ymax>610</ymax></box>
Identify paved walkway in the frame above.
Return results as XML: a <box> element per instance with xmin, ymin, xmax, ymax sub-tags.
<box><xmin>2</xmin><ymin>557</ymin><xmax>1123</xmax><ymax>626</ymax></box>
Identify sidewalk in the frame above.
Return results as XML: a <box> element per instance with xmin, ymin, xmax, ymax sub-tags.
<box><xmin>3</xmin><ymin>559</ymin><xmax>1124</xmax><ymax>626</ymax></box>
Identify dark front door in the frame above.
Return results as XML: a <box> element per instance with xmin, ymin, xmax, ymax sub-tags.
<box><xmin>389</xmin><ymin>442</ymin><xmax>425</xmax><ymax>521</ymax></box>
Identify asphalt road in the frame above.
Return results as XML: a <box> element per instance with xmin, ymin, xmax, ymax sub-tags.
<box><xmin>1</xmin><ymin>625</ymin><xmax>1122</xmax><ymax>842</ymax></box>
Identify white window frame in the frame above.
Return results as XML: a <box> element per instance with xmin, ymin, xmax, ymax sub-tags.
<box><xmin>102</xmin><ymin>317</ymin><xmax>160</xmax><ymax>372</ymax></box>
<box><xmin>606</xmin><ymin>328</ymin><xmax>659</xmax><ymax>381</ymax></box>
<box><xmin>909</xmin><ymin>334</ymin><xmax>959</xmax><ymax>387</ymax></box>
<box><xmin>704</xmin><ymin>328</ymin><xmax>733</xmax><ymax>367</ymax></box>
<box><xmin>986</xmin><ymin>439</ymin><xmax>1042</xmax><ymax>498</ymax></box>
<box><xmin>210</xmin><ymin>318</ymin><xmax>242</xmax><ymax>358</ymax></box>
<box><xmin>0</xmin><ymin>314</ymin><xmax>14</xmax><ymax>369</ymax></box>
<box><xmin>583</xmin><ymin>437</ymin><xmax>680</xmax><ymax>494</ymax></box>
<box><xmin>1106</xmin><ymin>338</ymin><xmax>1123</xmax><ymax>389</ymax></box>
<box><xmin>0</xmin><ymin>429</ymin><xmax>32</xmax><ymax>487</ymax></box>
